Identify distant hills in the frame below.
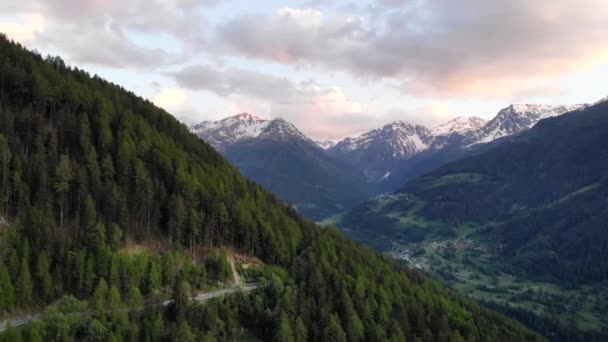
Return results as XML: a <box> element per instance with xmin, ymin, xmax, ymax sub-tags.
<box><xmin>329</xmin><ymin>104</ymin><xmax>587</xmax><ymax>191</ymax></box>
<box><xmin>335</xmin><ymin>100</ymin><xmax>606</xmax><ymax>278</ymax></box>
<box><xmin>331</xmin><ymin>99</ymin><xmax>608</xmax><ymax>336</ymax></box>
<box><xmin>192</xmin><ymin>103</ymin><xmax>587</xmax><ymax>219</ymax></box>
<box><xmin>190</xmin><ymin>114</ymin><xmax>376</xmax><ymax>220</ymax></box>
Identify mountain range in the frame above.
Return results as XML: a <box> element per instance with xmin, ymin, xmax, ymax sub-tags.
<box><xmin>331</xmin><ymin>99</ymin><xmax>608</xmax><ymax>338</ymax></box>
<box><xmin>191</xmin><ymin>114</ymin><xmax>376</xmax><ymax>220</ymax></box>
<box><xmin>192</xmin><ymin>103</ymin><xmax>587</xmax><ymax>219</ymax></box>
<box><xmin>329</xmin><ymin>104</ymin><xmax>586</xmax><ymax>188</ymax></box>
<box><xmin>0</xmin><ymin>34</ymin><xmax>542</xmax><ymax>342</ymax></box>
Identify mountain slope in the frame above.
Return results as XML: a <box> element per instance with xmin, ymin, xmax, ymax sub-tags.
<box><xmin>458</xmin><ymin>104</ymin><xmax>586</xmax><ymax>146</ymax></box>
<box><xmin>329</xmin><ymin>121</ymin><xmax>434</xmax><ymax>183</ymax></box>
<box><xmin>354</xmin><ymin>104</ymin><xmax>586</xmax><ymax>191</ymax></box>
<box><xmin>338</xmin><ymin>100</ymin><xmax>608</xmax><ymax>278</ymax></box>
<box><xmin>190</xmin><ymin>113</ymin><xmax>272</xmax><ymax>148</ymax></box>
<box><xmin>333</xmin><ymin>100</ymin><xmax>608</xmax><ymax>336</ymax></box>
<box><xmin>0</xmin><ymin>35</ymin><xmax>541</xmax><ymax>341</ymax></box>
<box><xmin>431</xmin><ymin>116</ymin><xmax>487</xmax><ymax>136</ymax></box>
<box><xmin>315</xmin><ymin>140</ymin><xmax>336</xmax><ymax>149</ymax></box>
<box><xmin>192</xmin><ymin>115</ymin><xmax>376</xmax><ymax>219</ymax></box>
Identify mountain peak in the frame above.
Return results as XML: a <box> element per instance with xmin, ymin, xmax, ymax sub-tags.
<box><xmin>191</xmin><ymin>115</ymin><xmax>311</xmax><ymax>149</ymax></box>
<box><xmin>432</xmin><ymin>116</ymin><xmax>487</xmax><ymax>136</ymax></box>
<box><xmin>503</xmin><ymin>103</ymin><xmax>585</xmax><ymax>116</ymax></box>
<box><xmin>316</xmin><ymin>140</ymin><xmax>336</xmax><ymax>150</ymax></box>
<box><xmin>383</xmin><ymin>120</ymin><xmax>421</xmax><ymax>130</ymax></box>
<box><xmin>462</xmin><ymin>103</ymin><xmax>586</xmax><ymax>146</ymax></box>
<box><xmin>232</xmin><ymin>113</ymin><xmax>266</xmax><ymax>121</ymax></box>
<box><xmin>330</xmin><ymin>120</ymin><xmax>433</xmax><ymax>161</ymax></box>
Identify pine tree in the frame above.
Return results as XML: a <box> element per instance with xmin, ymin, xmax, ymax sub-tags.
<box><xmin>174</xmin><ymin>321</ymin><xmax>196</xmax><ymax>342</ymax></box>
<box><xmin>92</xmin><ymin>278</ymin><xmax>108</xmax><ymax>314</ymax></box>
<box><xmin>324</xmin><ymin>314</ymin><xmax>347</xmax><ymax>342</ymax></box>
<box><xmin>35</xmin><ymin>250</ymin><xmax>53</xmax><ymax>302</ymax></box>
<box><xmin>146</xmin><ymin>260</ymin><xmax>162</xmax><ymax>294</ymax></box>
<box><xmin>172</xmin><ymin>278</ymin><xmax>191</xmax><ymax>323</ymax></box>
<box><xmin>294</xmin><ymin>317</ymin><xmax>308</xmax><ymax>342</ymax></box>
<box><xmin>168</xmin><ymin>195</ymin><xmax>186</xmax><ymax>245</ymax></box>
<box><xmin>53</xmin><ymin>155</ymin><xmax>73</xmax><ymax>231</ymax></box>
<box><xmin>0</xmin><ymin>262</ymin><xmax>15</xmax><ymax>312</ymax></box>
<box><xmin>275</xmin><ymin>313</ymin><xmax>295</xmax><ymax>342</ymax></box>
<box><xmin>16</xmin><ymin>257</ymin><xmax>32</xmax><ymax>306</ymax></box>
<box><xmin>0</xmin><ymin>134</ymin><xmax>11</xmax><ymax>217</ymax></box>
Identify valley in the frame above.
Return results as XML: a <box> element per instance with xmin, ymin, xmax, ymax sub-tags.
<box><xmin>333</xmin><ymin>192</ymin><xmax>608</xmax><ymax>336</ymax></box>
<box><xmin>389</xmin><ymin>235</ymin><xmax>608</xmax><ymax>333</ymax></box>
<box><xmin>1</xmin><ymin>1</ymin><xmax>606</xmax><ymax>340</ymax></box>
<box><xmin>330</xmin><ymin>101</ymin><xmax>608</xmax><ymax>340</ymax></box>
<box><xmin>193</xmin><ymin>102</ymin><xmax>585</xmax><ymax>221</ymax></box>
<box><xmin>0</xmin><ymin>35</ymin><xmax>543</xmax><ymax>341</ymax></box>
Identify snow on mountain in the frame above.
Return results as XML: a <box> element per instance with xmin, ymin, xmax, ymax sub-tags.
<box><xmin>315</xmin><ymin>140</ymin><xmax>336</xmax><ymax>150</ymax></box>
<box><xmin>330</xmin><ymin>121</ymin><xmax>434</xmax><ymax>160</ymax></box>
<box><xmin>193</xmin><ymin>103</ymin><xmax>585</xmax><ymax>163</ymax></box>
<box><xmin>592</xmin><ymin>95</ymin><xmax>608</xmax><ymax>106</ymax></box>
<box><xmin>330</xmin><ymin>103</ymin><xmax>586</xmax><ymax>175</ymax></box>
<box><xmin>190</xmin><ymin>113</ymin><xmax>312</xmax><ymax>150</ymax></box>
<box><xmin>258</xmin><ymin>118</ymin><xmax>311</xmax><ymax>142</ymax></box>
<box><xmin>431</xmin><ymin>116</ymin><xmax>487</xmax><ymax>136</ymax></box>
<box><xmin>461</xmin><ymin>104</ymin><xmax>586</xmax><ymax>146</ymax></box>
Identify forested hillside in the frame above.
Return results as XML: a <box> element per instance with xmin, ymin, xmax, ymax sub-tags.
<box><xmin>0</xmin><ymin>34</ymin><xmax>540</xmax><ymax>341</ymax></box>
<box><xmin>334</xmin><ymin>101</ymin><xmax>608</xmax><ymax>338</ymax></box>
<box><xmin>383</xmin><ymin>103</ymin><xmax>608</xmax><ymax>281</ymax></box>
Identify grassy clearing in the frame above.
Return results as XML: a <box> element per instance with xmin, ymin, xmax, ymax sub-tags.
<box><xmin>319</xmin><ymin>212</ymin><xmax>345</xmax><ymax>226</ymax></box>
<box><xmin>550</xmin><ymin>183</ymin><xmax>600</xmax><ymax>206</ymax></box>
<box><xmin>429</xmin><ymin>173</ymin><xmax>483</xmax><ymax>187</ymax></box>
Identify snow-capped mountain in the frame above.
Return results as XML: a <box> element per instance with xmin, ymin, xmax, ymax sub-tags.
<box><xmin>328</xmin><ymin>121</ymin><xmax>434</xmax><ymax>182</ymax></box>
<box><xmin>431</xmin><ymin>116</ymin><xmax>487</xmax><ymax>136</ymax></box>
<box><xmin>331</xmin><ymin>121</ymin><xmax>434</xmax><ymax>160</ymax></box>
<box><xmin>329</xmin><ymin>103</ymin><xmax>585</xmax><ymax>186</ymax></box>
<box><xmin>190</xmin><ymin>113</ymin><xmax>377</xmax><ymax>220</ymax></box>
<box><xmin>257</xmin><ymin>118</ymin><xmax>311</xmax><ymax>142</ymax></box>
<box><xmin>460</xmin><ymin>104</ymin><xmax>586</xmax><ymax>146</ymax></box>
<box><xmin>315</xmin><ymin>140</ymin><xmax>336</xmax><ymax>150</ymax></box>
<box><xmin>188</xmin><ymin>102</ymin><xmax>588</xmax><ymax>215</ymax></box>
<box><xmin>190</xmin><ymin>113</ymin><xmax>311</xmax><ymax>150</ymax></box>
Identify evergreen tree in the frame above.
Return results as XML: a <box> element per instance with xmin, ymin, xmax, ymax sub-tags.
<box><xmin>275</xmin><ymin>313</ymin><xmax>295</xmax><ymax>342</ymax></box>
<box><xmin>294</xmin><ymin>317</ymin><xmax>308</xmax><ymax>342</ymax></box>
<box><xmin>325</xmin><ymin>314</ymin><xmax>347</xmax><ymax>342</ymax></box>
<box><xmin>174</xmin><ymin>321</ymin><xmax>196</xmax><ymax>342</ymax></box>
<box><xmin>35</xmin><ymin>250</ymin><xmax>53</xmax><ymax>301</ymax></box>
<box><xmin>16</xmin><ymin>257</ymin><xmax>32</xmax><ymax>306</ymax></box>
<box><xmin>53</xmin><ymin>155</ymin><xmax>72</xmax><ymax>231</ymax></box>
<box><xmin>92</xmin><ymin>278</ymin><xmax>108</xmax><ymax>314</ymax></box>
<box><xmin>0</xmin><ymin>262</ymin><xmax>14</xmax><ymax>312</ymax></box>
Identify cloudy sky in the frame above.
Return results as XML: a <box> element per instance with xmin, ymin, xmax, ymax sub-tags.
<box><xmin>2</xmin><ymin>0</ymin><xmax>608</xmax><ymax>140</ymax></box>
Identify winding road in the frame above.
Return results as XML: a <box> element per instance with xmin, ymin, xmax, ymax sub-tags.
<box><xmin>0</xmin><ymin>283</ymin><xmax>264</xmax><ymax>333</ymax></box>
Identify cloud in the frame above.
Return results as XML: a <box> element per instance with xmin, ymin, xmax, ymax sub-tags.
<box><xmin>384</xmin><ymin>102</ymin><xmax>457</xmax><ymax>128</ymax></box>
<box><xmin>168</xmin><ymin>65</ymin><xmax>296</xmax><ymax>100</ymax></box>
<box><xmin>214</xmin><ymin>1</ymin><xmax>608</xmax><ymax>98</ymax></box>
<box><xmin>168</xmin><ymin>64</ymin><xmax>366</xmax><ymax>139</ymax></box>
<box><xmin>271</xmin><ymin>86</ymin><xmax>367</xmax><ymax>139</ymax></box>
<box><xmin>152</xmin><ymin>88</ymin><xmax>189</xmax><ymax>112</ymax></box>
<box><xmin>0</xmin><ymin>0</ymin><xmax>215</xmax><ymax>68</ymax></box>
<box><xmin>0</xmin><ymin>13</ymin><xmax>45</xmax><ymax>42</ymax></box>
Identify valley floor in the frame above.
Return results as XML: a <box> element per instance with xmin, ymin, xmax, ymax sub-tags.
<box><xmin>388</xmin><ymin>237</ymin><xmax>608</xmax><ymax>333</ymax></box>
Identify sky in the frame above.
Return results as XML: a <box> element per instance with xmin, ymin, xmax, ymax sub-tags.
<box><xmin>1</xmin><ymin>0</ymin><xmax>608</xmax><ymax>141</ymax></box>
